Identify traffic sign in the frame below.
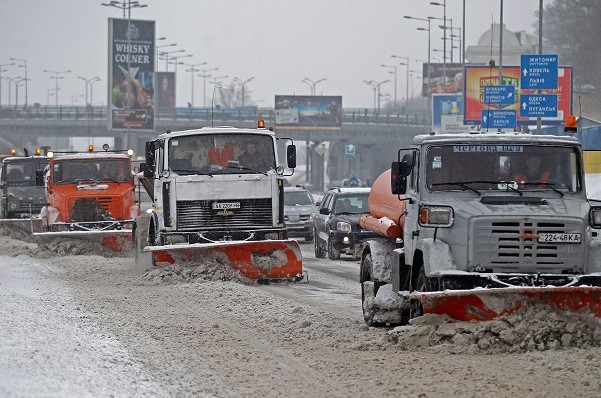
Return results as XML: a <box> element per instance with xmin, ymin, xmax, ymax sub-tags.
<box><xmin>520</xmin><ymin>94</ymin><xmax>558</xmax><ymax>118</ymax></box>
<box><xmin>520</xmin><ymin>54</ymin><xmax>558</xmax><ymax>90</ymax></box>
<box><xmin>483</xmin><ymin>85</ymin><xmax>515</xmax><ymax>105</ymax></box>
<box><xmin>344</xmin><ymin>144</ymin><xmax>356</xmax><ymax>158</ymax></box>
<box><xmin>481</xmin><ymin>109</ymin><xmax>517</xmax><ymax>129</ymax></box>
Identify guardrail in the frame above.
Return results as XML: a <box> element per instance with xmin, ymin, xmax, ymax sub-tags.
<box><xmin>0</xmin><ymin>105</ymin><xmax>430</xmax><ymax>126</ymax></box>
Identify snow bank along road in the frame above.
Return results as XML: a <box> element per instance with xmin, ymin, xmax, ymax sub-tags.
<box><xmin>0</xmin><ymin>234</ymin><xmax>600</xmax><ymax>397</ymax></box>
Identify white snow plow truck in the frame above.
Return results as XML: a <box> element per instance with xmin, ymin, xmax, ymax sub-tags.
<box><xmin>135</xmin><ymin>121</ymin><xmax>304</xmax><ymax>282</ymax></box>
<box><xmin>359</xmin><ymin>131</ymin><xmax>601</xmax><ymax>326</ymax></box>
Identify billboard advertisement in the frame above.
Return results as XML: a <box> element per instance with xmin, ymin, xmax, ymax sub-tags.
<box><xmin>108</xmin><ymin>18</ymin><xmax>155</xmax><ymax>131</ymax></box>
<box><xmin>431</xmin><ymin>94</ymin><xmax>474</xmax><ymax>133</ymax></box>
<box><xmin>155</xmin><ymin>72</ymin><xmax>176</xmax><ymax>117</ymax></box>
<box><xmin>464</xmin><ymin>65</ymin><xmax>572</xmax><ymax>126</ymax></box>
<box><xmin>274</xmin><ymin>95</ymin><xmax>342</xmax><ymax>130</ymax></box>
<box><xmin>422</xmin><ymin>63</ymin><xmax>464</xmax><ymax>96</ymax></box>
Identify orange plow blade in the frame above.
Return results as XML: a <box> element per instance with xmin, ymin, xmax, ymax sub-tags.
<box><xmin>32</xmin><ymin>230</ymin><xmax>133</xmax><ymax>254</ymax></box>
<box><xmin>147</xmin><ymin>240</ymin><xmax>303</xmax><ymax>281</ymax></box>
<box><xmin>411</xmin><ymin>286</ymin><xmax>601</xmax><ymax>322</ymax></box>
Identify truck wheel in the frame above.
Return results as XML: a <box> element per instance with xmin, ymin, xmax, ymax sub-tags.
<box><xmin>411</xmin><ymin>265</ymin><xmax>430</xmax><ymax>318</ymax></box>
<box><xmin>133</xmin><ymin>216</ymin><xmax>151</xmax><ymax>266</ymax></box>
<box><xmin>360</xmin><ymin>253</ymin><xmax>384</xmax><ymax>326</ymax></box>
<box><xmin>327</xmin><ymin>236</ymin><xmax>341</xmax><ymax>260</ymax></box>
<box><xmin>314</xmin><ymin>232</ymin><xmax>326</xmax><ymax>258</ymax></box>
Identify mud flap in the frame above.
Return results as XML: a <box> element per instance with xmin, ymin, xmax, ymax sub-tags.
<box><xmin>32</xmin><ymin>230</ymin><xmax>133</xmax><ymax>254</ymax></box>
<box><xmin>411</xmin><ymin>286</ymin><xmax>601</xmax><ymax>322</ymax></box>
<box><xmin>146</xmin><ymin>239</ymin><xmax>303</xmax><ymax>281</ymax></box>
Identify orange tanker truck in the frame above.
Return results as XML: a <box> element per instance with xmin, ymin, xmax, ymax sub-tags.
<box><xmin>359</xmin><ymin>132</ymin><xmax>601</xmax><ymax>326</ymax></box>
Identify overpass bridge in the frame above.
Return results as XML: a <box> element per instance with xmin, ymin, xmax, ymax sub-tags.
<box><xmin>0</xmin><ymin>106</ymin><xmax>432</xmax><ymax>190</ymax></box>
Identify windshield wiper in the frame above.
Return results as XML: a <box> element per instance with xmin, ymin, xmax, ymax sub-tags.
<box><xmin>432</xmin><ymin>181</ymin><xmax>482</xmax><ymax>196</ymax></box>
<box><xmin>224</xmin><ymin>165</ymin><xmax>267</xmax><ymax>176</ymax></box>
<box><xmin>521</xmin><ymin>182</ymin><xmax>564</xmax><ymax>197</ymax></box>
<box><xmin>171</xmin><ymin>169</ymin><xmax>214</xmax><ymax>177</ymax></box>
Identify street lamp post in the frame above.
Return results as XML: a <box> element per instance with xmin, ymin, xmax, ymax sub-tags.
<box><xmin>10</xmin><ymin>58</ymin><xmax>27</xmax><ymax>106</ymax></box>
<box><xmin>363</xmin><ymin>80</ymin><xmax>389</xmax><ymax>113</ymax></box>
<box><xmin>5</xmin><ymin>77</ymin><xmax>20</xmax><ymax>109</ymax></box>
<box><xmin>302</xmin><ymin>78</ymin><xmax>326</xmax><ymax>96</ymax></box>
<box><xmin>363</xmin><ymin>80</ymin><xmax>377</xmax><ymax>109</ymax></box>
<box><xmin>101</xmin><ymin>0</ymin><xmax>147</xmax><ymax>18</ymax></box>
<box><xmin>168</xmin><ymin>53</ymin><xmax>193</xmax><ymax>74</ymax></box>
<box><xmin>78</xmin><ymin>76</ymin><xmax>100</xmax><ymax>106</ymax></box>
<box><xmin>198</xmin><ymin>67</ymin><xmax>219</xmax><ymax>107</ymax></box>
<box><xmin>43</xmin><ymin>69</ymin><xmax>71</xmax><ymax>107</ymax></box>
<box><xmin>404</xmin><ymin>16</ymin><xmax>431</xmax><ymax>95</ymax></box>
<box><xmin>155</xmin><ymin>42</ymin><xmax>176</xmax><ymax>71</ymax></box>
<box><xmin>380</xmin><ymin>64</ymin><xmax>397</xmax><ymax>107</ymax></box>
<box><xmin>0</xmin><ymin>62</ymin><xmax>15</xmax><ymax>106</ymax></box>
<box><xmin>391</xmin><ymin>55</ymin><xmax>410</xmax><ymax>106</ymax></box>
<box><xmin>15</xmin><ymin>78</ymin><xmax>29</xmax><ymax>109</ymax></box>
<box><xmin>89</xmin><ymin>77</ymin><xmax>101</xmax><ymax>106</ymax></box>
<box><xmin>47</xmin><ymin>89</ymin><xmax>56</xmax><ymax>107</ymax></box>
<box><xmin>233</xmin><ymin>77</ymin><xmax>255</xmax><ymax>107</ymax></box>
<box><xmin>182</xmin><ymin>62</ymin><xmax>207</xmax><ymax>107</ymax></box>
<box><xmin>430</xmin><ymin>1</ymin><xmax>447</xmax><ymax>79</ymax></box>
<box><xmin>159</xmin><ymin>49</ymin><xmax>185</xmax><ymax>71</ymax></box>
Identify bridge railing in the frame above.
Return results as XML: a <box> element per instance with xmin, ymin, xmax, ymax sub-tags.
<box><xmin>0</xmin><ymin>105</ymin><xmax>430</xmax><ymax>126</ymax></box>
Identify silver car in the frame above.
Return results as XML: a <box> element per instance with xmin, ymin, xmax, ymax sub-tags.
<box><xmin>284</xmin><ymin>186</ymin><xmax>317</xmax><ymax>241</ymax></box>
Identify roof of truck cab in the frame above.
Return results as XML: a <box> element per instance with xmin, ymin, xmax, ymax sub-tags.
<box><xmin>157</xmin><ymin>126</ymin><xmax>276</xmax><ymax>139</ymax></box>
<box><xmin>412</xmin><ymin>132</ymin><xmax>580</xmax><ymax>146</ymax></box>
<box><xmin>2</xmin><ymin>156</ymin><xmax>49</xmax><ymax>163</ymax></box>
<box><xmin>50</xmin><ymin>152</ymin><xmax>132</xmax><ymax>161</ymax></box>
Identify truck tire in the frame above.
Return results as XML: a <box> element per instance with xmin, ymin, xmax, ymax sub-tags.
<box><xmin>327</xmin><ymin>236</ymin><xmax>341</xmax><ymax>260</ymax></box>
<box><xmin>133</xmin><ymin>215</ymin><xmax>151</xmax><ymax>266</ymax></box>
<box><xmin>314</xmin><ymin>233</ymin><xmax>326</xmax><ymax>258</ymax></box>
<box><xmin>360</xmin><ymin>252</ymin><xmax>385</xmax><ymax>326</ymax></box>
<box><xmin>411</xmin><ymin>265</ymin><xmax>430</xmax><ymax>318</ymax></box>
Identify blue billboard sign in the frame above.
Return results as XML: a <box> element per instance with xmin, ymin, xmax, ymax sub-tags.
<box><xmin>520</xmin><ymin>94</ymin><xmax>558</xmax><ymax>118</ymax></box>
<box><xmin>520</xmin><ymin>54</ymin><xmax>558</xmax><ymax>90</ymax></box>
<box><xmin>483</xmin><ymin>85</ymin><xmax>515</xmax><ymax>105</ymax></box>
<box><xmin>481</xmin><ymin>109</ymin><xmax>517</xmax><ymax>129</ymax></box>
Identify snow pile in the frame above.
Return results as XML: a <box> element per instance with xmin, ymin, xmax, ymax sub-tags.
<box><xmin>140</xmin><ymin>262</ymin><xmax>255</xmax><ymax>285</ymax></box>
<box><xmin>386</xmin><ymin>304</ymin><xmax>601</xmax><ymax>354</ymax></box>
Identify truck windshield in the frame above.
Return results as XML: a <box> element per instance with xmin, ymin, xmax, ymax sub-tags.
<box><xmin>426</xmin><ymin>144</ymin><xmax>581</xmax><ymax>193</ymax></box>
<box><xmin>168</xmin><ymin>133</ymin><xmax>276</xmax><ymax>174</ymax></box>
<box><xmin>53</xmin><ymin>159</ymin><xmax>131</xmax><ymax>183</ymax></box>
<box><xmin>3</xmin><ymin>159</ymin><xmax>48</xmax><ymax>183</ymax></box>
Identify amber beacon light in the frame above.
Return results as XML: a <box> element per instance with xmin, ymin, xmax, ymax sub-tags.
<box><xmin>564</xmin><ymin>115</ymin><xmax>577</xmax><ymax>133</ymax></box>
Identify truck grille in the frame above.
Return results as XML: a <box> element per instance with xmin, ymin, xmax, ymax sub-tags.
<box><xmin>471</xmin><ymin>218</ymin><xmax>584</xmax><ymax>271</ymax></box>
<box><xmin>176</xmin><ymin>198</ymin><xmax>273</xmax><ymax>230</ymax></box>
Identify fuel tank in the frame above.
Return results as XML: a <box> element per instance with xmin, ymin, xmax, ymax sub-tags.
<box><xmin>359</xmin><ymin>169</ymin><xmax>406</xmax><ymax>239</ymax></box>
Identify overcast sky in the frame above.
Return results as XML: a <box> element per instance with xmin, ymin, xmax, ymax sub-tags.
<box><xmin>0</xmin><ymin>0</ymin><xmax>550</xmax><ymax>109</ymax></box>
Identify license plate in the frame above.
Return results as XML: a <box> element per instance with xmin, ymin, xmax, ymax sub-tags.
<box><xmin>538</xmin><ymin>233</ymin><xmax>581</xmax><ymax>243</ymax></box>
<box><xmin>212</xmin><ymin>202</ymin><xmax>240</xmax><ymax>210</ymax></box>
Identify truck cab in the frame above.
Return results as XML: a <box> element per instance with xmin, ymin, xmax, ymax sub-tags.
<box><xmin>0</xmin><ymin>155</ymin><xmax>49</xmax><ymax>219</ymax></box>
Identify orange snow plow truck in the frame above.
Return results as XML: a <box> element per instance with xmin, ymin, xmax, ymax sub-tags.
<box><xmin>36</xmin><ymin>146</ymin><xmax>139</xmax><ymax>253</ymax></box>
<box><xmin>359</xmin><ymin>131</ymin><xmax>601</xmax><ymax>326</ymax></box>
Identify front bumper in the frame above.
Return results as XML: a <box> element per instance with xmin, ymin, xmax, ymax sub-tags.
<box><xmin>330</xmin><ymin>229</ymin><xmax>379</xmax><ymax>254</ymax></box>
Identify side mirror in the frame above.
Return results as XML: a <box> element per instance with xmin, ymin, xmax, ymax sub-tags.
<box><xmin>35</xmin><ymin>170</ymin><xmax>45</xmax><ymax>187</ymax></box>
<box><xmin>319</xmin><ymin>207</ymin><xmax>330</xmax><ymax>215</ymax></box>
<box><xmin>391</xmin><ymin>162</ymin><xmax>407</xmax><ymax>195</ymax></box>
<box><xmin>144</xmin><ymin>141</ymin><xmax>156</xmax><ymax>178</ymax></box>
<box><xmin>286</xmin><ymin>144</ymin><xmax>297</xmax><ymax>169</ymax></box>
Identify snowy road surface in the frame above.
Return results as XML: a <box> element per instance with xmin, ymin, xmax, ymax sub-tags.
<box><xmin>0</xmin><ymin>237</ymin><xmax>600</xmax><ymax>397</ymax></box>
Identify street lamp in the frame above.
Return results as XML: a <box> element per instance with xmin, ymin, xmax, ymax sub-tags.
<box><xmin>210</xmin><ymin>75</ymin><xmax>229</xmax><ymax>85</ymax></box>
<box><xmin>0</xmin><ymin>62</ymin><xmax>15</xmax><ymax>106</ymax></box>
<box><xmin>155</xmin><ymin>42</ymin><xmax>176</xmax><ymax>70</ymax></box>
<box><xmin>430</xmin><ymin>1</ymin><xmax>447</xmax><ymax>77</ymax></box>
<box><xmin>4</xmin><ymin>77</ymin><xmax>21</xmax><ymax>109</ymax></box>
<box><xmin>43</xmin><ymin>69</ymin><xmax>71</xmax><ymax>107</ymax></box>
<box><xmin>159</xmin><ymin>49</ymin><xmax>185</xmax><ymax>71</ymax></box>
<box><xmin>391</xmin><ymin>55</ymin><xmax>410</xmax><ymax>105</ymax></box>
<box><xmin>363</xmin><ymin>79</ymin><xmax>389</xmax><ymax>113</ymax></box>
<box><xmin>198</xmin><ymin>67</ymin><xmax>219</xmax><ymax>107</ymax></box>
<box><xmin>89</xmin><ymin>77</ymin><xmax>101</xmax><ymax>106</ymax></box>
<box><xmin>47</xmin><ymin>89</ymin><xmax>56</xmax><ymax>107</ymax></box>
<box><xmin>182</xmin><ymin>62</ymin><xmax>207</xmax><ymax>107</ymax></box>
<box><xmin>404</xmin><ymin>16</ymin><xmax>431</xmax><ymax>95</ymax></box>
<box><xmin>302</xmin><ymin>78</ymin><xmax>326</xmax><ymax>96</ymax></box>
<box><xmin>380</xmin><ymin>64</ymin><xmax>397</xmax><ymax>107</ymax></box>
<box><xmin>168</xmin><ymin>53</ymin><xmax>193</xmax><ymax>74</ymax></box>
<box><xmin>233</xmin><ymin>77</ymin><xmax>255</xmax><ymax>107</ymax></box>
<box><xmin>15</xmin><ymin>78</ymin><xmax>29</xmax><ymax>109</ymax></box>
<box><xmin>101</xmin><ymin>0</ymin><xmax>147</xmax><ymax>18</ymax></box>
<box><xmin>78</xmin><ymin>76</ymin><xmax>100</xmax><ymax>106</ymax></box>
<box><xmin>10</xmin><ymin>58</ymin><xmax>27</xmax><ymax>106</ymax></box>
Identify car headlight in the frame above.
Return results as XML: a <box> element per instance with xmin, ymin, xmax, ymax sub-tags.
<box><xmin>336</xmin><ymin>221</ymin><xmax>352</xmax><ymax>232</ymax></box>
<box><xmin>590</xmin><ymin>206</ymin><xmax>601</xmax><ymax>228</ymax></box>
<box><xmin>9</xmin><ymin>202</ymin><xmax>17</xmax><ymax>210</ymax></box>
<box><xmin>419</xmin><ymin>205</ymin><xmax>454</xmax><ymax>227</ymax></box>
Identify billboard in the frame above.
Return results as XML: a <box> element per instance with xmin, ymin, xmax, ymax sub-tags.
<box><xmin>108</xmin><ymin>18</ymin><xmax>155</xmax><ymax>131</ymax></box>
<box><xmin>155</xmin><ymin>72</ymin><xmax>176</xmax><ymax>117</ymax></box>
<box><xmin>274</xmin><ymin>95</ymin><xmax>342</xmax><ymax>130</ymax></box>
<box><xmin>431</xmin><ymin>94</ymin><xmax>474</xmax><ymax>133</ymax></box>
<box><xmin>464</xmin><ymin>65</ymin><xmax>572</xmax><ymax>126</ymax></box>
<box><xmin>422</xmin><ymin>63</ymin><xmax>464</xmax><ymax>96</ymax></box>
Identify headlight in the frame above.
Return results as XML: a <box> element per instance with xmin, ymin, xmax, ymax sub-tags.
<box><xmin>9</xmin><ymin>202</ymin><xmax>17</xmax><ymax>210</ymax></box>
<box><xmin>336</xmin><ymin>221</ymin><xmax>352</xmax><ymax>232</ymax></box>
<box><xmin>419</xmin><ymin>205</ymin><xmax>454</xmax><ymax>227</ymax></box>
<box><xmin>590</xmin><ymin>206</ymin><xmax>601</xmax><ymax>228</ymax></box>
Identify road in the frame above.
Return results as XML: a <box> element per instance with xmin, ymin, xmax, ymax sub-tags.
<box><xmin>1</xmin><ymin>237</ymin><xmax>600</xmax><ymax>397</ymax></box>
